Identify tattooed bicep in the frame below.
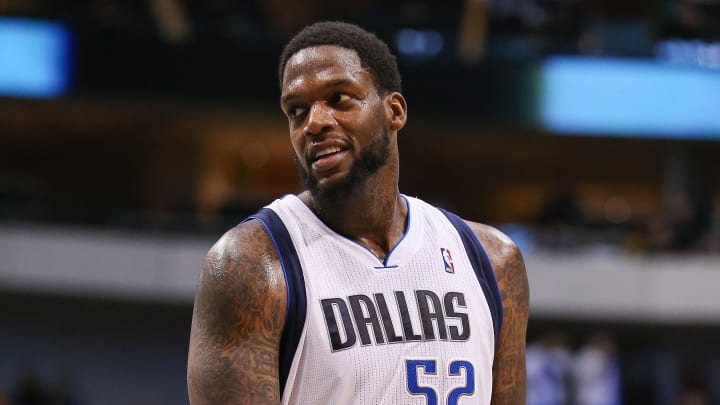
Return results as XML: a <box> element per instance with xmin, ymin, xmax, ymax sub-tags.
<box><xmin>464</xmin><ymin>221</ymin><xmax>529</xmax><ymax>404</ymax></box>
<box><xmin>188</xmin><ymin>220</ymin><xmax>287</xmax><ymax>404</ymax></box>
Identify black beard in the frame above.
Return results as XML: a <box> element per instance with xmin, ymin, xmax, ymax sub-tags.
<box><xmin>295</xmin><ymin>128</ymin><xmax>390</xmax><ymax>203</ymax></box>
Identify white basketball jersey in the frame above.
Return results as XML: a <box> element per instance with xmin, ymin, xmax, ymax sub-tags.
<box><xmin>247</xmin><ymin>194</ymin><xmax>503</xmax><ymax>405</ymax></box>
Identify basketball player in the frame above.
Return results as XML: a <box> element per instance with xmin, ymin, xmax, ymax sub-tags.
<box><xmin>187</xmin><ymin>21</ymin><xmax>529</xmax><ymax>404</ymax></box>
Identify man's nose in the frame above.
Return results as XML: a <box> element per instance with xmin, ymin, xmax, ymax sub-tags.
<box><xmin>303</xmin><ymin>102</ymin><xmax>335</xmax><ymax>136</ymax></box>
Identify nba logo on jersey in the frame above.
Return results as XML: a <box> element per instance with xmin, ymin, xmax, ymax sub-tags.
<box><xmin>441</xmin><ymin>248</ymin><xmax>455</xmax><ymax>273</ymax></box>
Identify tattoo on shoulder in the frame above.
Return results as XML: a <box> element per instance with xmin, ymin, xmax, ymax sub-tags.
<box><xmin>467</xmin><ymin>222</ymin><xmax>529</xmax><ymax>403</ymax></box>
<box><xmin>189</xmin><ymin>221</ymin><xmax>287</xmax><ymax>403</ymax></box>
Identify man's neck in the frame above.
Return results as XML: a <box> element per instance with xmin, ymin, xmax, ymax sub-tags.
<box><xmin>299</xmin><ymin>180</ymin><xmax>407</xmax><ymax>260</ymax></box>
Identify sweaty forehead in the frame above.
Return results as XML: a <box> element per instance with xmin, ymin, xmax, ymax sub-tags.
<box><xmin>282</xmin><ymin>45</ymin><xmax>370</xmax><ymax>93</ymax></box>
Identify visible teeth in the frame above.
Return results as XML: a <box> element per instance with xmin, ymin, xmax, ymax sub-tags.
<box><xmin>316</xmin><ymin>147</ymin><xmax>341</xmax><ymax>158</ymax></box>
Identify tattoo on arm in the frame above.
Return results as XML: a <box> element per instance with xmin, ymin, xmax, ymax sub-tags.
<box><xmin>471</xmin><ymin>223</ymin><xmax>530</xmax><ymax>405</ymax></box>
<box><xmin>188</xmin><ymin>222</ymin><xmax>287</xmax><ymax>404</ymax></box>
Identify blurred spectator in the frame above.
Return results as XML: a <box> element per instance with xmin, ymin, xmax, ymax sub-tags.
<box><xmin>538</xmin><ymin>181</ymin><xmax>585</xmax><ymax>227</ymax></box>
<box><xmin>11</xmin><ymin>370</ymin><xmax>50</xmax><ymax>405</ymax></box>
<box><xmin>645</xmin><ymin>210</ymin><xmax>676</xmax><ymax>252</ymax></box>
<box><xmin>8</xmin><ymin>369</ymin><xmax>85</xmax><ymax>405</ymax></box>
<box><xmin>699</xmin><ymin>188</ymin><xmax>720</xmax><ymax>252</ymax></box>
<box><xmin>572</xmin><ymin>333</ymin><xmax>621</xmax><ymax>405</ymax></box>
<box><xmin>526</xmin><ymin>332</ymin><xmax>574</xmax><ymax>405</ymax></box>
<box><xmin>676</xmin><ymin>366</ymin><xmax>711</xmax><ymax>405</ymax></box>
<box><xmin>662</xmin><ymin>0</ymin><xmax>720</xmax><ymax>41</ymax></box>
<box><xmin>49</xmin><ymin>372</ymin><xmax>84</xmax><ymax>405</ymax></box>
<box><xmin>646</xmin><ymin>190</ymin><xmax>701</xmax><ymax>252</ymax></box>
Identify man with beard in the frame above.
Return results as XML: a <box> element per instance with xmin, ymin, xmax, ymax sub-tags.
<box><xmin>187</xmin><ymin>21</ymin><xmax>529</xmax><ymax>405</ymax></box>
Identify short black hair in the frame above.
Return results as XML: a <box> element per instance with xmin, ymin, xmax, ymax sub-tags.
<box><xmin>278</xmin><ymin>21</ymin><xmax>402</xmax><ymax>94</ymax></box>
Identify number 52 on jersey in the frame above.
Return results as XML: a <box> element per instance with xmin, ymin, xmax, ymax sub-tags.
<box><xmin>406</xmin><ymin>359</ymin><xmax>475</xmax><ymax>405</ymax></box>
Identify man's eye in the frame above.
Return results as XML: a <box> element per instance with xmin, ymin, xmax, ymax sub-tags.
<box><xmin>288</xmin><ymin>107</ymin><xmax>306</xmax><ymax>118</ymax></box>
<box><xmin>330</xmin><ymin>93</ymin><xmax>351</xmax><ymax>104</ymax></box>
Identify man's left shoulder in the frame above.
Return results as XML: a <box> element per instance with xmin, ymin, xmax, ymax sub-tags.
<box><xmin>463</xmin><ymin>222</ymin><xmax>529</xmax><ymax>403</ymax></box>
<box><xmin>463</xmin><ymin>220</ymin><xmax>522</xmax><ymax>271</ymax></box>
<box><xmin>463</xmin><ymin>219</ymin><xmax>529</xmax><ymax>321</ymax></box>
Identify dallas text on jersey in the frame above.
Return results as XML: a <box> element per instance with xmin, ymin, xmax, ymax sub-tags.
<box><xmin>321</xmin><ymin>290</ymin><xmax>470</xmax><ymax>351</ymax></box>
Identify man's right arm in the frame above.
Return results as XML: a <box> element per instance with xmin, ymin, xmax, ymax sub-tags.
<box><xmin>187</xmin><ymin>220</ymin><xmax>287</xmax><ymax>404</ymax></box>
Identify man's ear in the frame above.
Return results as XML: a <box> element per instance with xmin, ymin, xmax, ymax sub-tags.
<box><xmin>385</xmin><ymin>92</ymin><xmax>407</xmax><ymax>131</ymax></box>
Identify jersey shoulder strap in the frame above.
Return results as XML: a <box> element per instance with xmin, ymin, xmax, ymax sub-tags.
<box><xmin>439</xmin><ymin>208</ymin><xmax>504</xmax><ymax>347</ymax></box>
<box><xmin>243</xmin><ymin>207</ymin><xmax>307</xmax><ymax>395</ymax></box>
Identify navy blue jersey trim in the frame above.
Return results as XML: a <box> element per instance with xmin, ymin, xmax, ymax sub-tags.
<box><xmin>244</xmin><ymin>208</ymin><xmax>307</xmax><ymax>396</ymax></box>
<box><xmin>439</xmin><ymin>209</ymin><xmax>503</xmax><ymax>349</ymax></box>
<box><xmin>381</xmin><ymin>194</ymin><xmax>412</xmax><ymax>267</ymax></box>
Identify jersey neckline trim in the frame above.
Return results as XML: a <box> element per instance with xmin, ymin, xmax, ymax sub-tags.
<box><xmin>279</xmin><ymin>194</ymin><xmax>422</xmax><ymax>269</ymax></box>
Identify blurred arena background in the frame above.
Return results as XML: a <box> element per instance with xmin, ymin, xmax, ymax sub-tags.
<box><xmin>1</xmin><ymin>0</ymin><xmax>720</xmax><ymax>404</ymax></box>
